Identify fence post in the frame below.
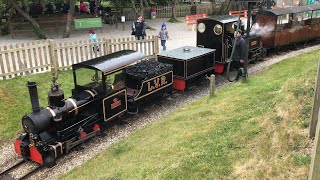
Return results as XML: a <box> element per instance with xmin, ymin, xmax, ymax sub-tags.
<box><xmin>154</xmin><ymin>35</ymin><xmax>159</xmax><ymax>61</ymax></box>
<box><xmin>210</xmin><ymin>74</ymin><xmax>215</xmax><ymax>96</ymax></box>
<box><xmin>309</xmin><ymin>62</ymin><xmax>320</xmax><ymax>138</ymax></box>
<box><xmin>308</xmin><ymin>107</ymin><xmax>320</xmax><ymax>180</ymax></box>
<box><xmin>106</xmin><ymin>39</ymin><xmax>112</xmax><ymax>54</ymax></box>
<box><xmin>48</xmin><ymin>39</ymin><xmax>58</xmax><ymax>78</ymax></box>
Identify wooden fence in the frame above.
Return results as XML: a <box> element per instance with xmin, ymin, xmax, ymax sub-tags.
<box><xmin>0</xmin><ymin>35</ymin><xmax>159</xmax><ymax>80</ymax></box>
<box><xmin>123</xmin><ymin>4</ymin><xmax>220</xmax><ymax>21</ymax></box>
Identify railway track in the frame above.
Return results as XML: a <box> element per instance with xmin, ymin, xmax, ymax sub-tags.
<box><xmin>0</xmin><ymin>159</ymin><xmax>42</xmax><ymax>180</ymax></box>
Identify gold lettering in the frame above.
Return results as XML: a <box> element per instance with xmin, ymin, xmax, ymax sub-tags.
<box><xmin>147</xmin><ymin>82</ymin><xmax>153</xmax><ymax>92</ymax></box>
<box><xmin>161</xmin><ymin>76</ymin><xmax>167</xmax><ymax>86</ymax></box>
<box><xmin>154</xmin><ymin>78</ymin><xmax>160</xmax><ymax>88</ymax></box>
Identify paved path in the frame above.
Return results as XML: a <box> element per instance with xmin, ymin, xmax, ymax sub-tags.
<box><xmin>0</xmin><ymin>17</ymin><xmax>197</xmax><ymax>51</ymax></box>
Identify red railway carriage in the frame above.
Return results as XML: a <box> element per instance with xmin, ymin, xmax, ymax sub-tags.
<box><xmin>255</xmin><ymin>4</ymin><xmax>320</xmax><ymax>48</ymax></box>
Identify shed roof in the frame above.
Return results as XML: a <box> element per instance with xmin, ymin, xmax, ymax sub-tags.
<box><xmin>73</xmin><ymin>50</ymin><xmax>146</xmax><ymax>74</ymax></box>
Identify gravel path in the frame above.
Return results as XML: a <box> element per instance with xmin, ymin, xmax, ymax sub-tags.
<box><xmin>0</xmin><ymin>18</ymin><xmax>320</xmax><ymax>179</ymax></box>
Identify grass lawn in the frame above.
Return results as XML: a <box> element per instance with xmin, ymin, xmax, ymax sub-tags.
<box><xmin>59</xmin><ymin>49</ymin><xmax>319</xmax><ymax>180</ymax></box>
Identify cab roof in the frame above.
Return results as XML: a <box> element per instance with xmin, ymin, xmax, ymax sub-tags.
<box><xmin>201</xmin><ymin>15</ymin><xmax>239</xmax><ymax>24</ymax></box>
<box><xmin>72</xmin><ymin>50</ymin><xmax>146</xmax><ymax>74</ymax></box>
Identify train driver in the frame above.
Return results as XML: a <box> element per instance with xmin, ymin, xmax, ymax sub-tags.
<box><xmin>232</xmin><ymin>29</ymin><xmax>246</xmax><ymax>80</ymax></box>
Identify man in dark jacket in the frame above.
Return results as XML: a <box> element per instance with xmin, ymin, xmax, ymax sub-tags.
<box><xmin>232</xmin><ymin>29</ymin><xmax>246</xmax><ymax>79</ymax></box>
<box><xmin>132</xmin><ymin>15</ymin><xmax>146</xmax><ymax>40</ymax></box>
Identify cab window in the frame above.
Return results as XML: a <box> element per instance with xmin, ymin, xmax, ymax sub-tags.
<box><xmin>75</xmin><ymin>68</ymin><xmax>103</xmax><ymax>89</ymax></box>
<box><xmin>105</xmin><ymin>70</ymin><xmax>125</xmax><ymax>94</ymax></box>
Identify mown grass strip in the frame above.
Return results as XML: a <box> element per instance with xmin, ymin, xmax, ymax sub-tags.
<box><xmin>59</xmin><ymin>50</ymin><xmax>320</xmax><ymax>180</ymax></box>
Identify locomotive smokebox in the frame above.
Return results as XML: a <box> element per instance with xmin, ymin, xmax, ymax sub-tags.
<box><xmin>27</xmin><ymin>81</ymin><xmax>40</xmax><ymax>113</ymax></box>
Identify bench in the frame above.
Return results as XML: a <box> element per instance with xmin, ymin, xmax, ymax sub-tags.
<box><xmin>185</xmin><ymin>14</ymin><xmax>208</xmax><ymax>31</ymax></box>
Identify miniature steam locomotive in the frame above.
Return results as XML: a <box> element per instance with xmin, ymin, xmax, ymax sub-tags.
<box><xmin>14</xmin><ymin>48</ymin><xmax>215</xmax><ymax>167</ymax></box>
<box><xmin>14</xmin><ymin>4</ymin><xmax>320</xmax><ymax>167</ymax></box>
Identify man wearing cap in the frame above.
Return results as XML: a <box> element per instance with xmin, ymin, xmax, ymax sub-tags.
<box><xmin>158</xmin><ymin>23</ymin><xmax>169</xmax><ymax>51</ymax></box>
<box><xmin>232</xmin><ymin>29</ymin><xmax>246</xmax><ymax>79</ymax></box>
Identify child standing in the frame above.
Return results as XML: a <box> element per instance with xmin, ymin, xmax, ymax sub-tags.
<box><xmin>89</xmin><ymin>30</ymin><xmax>99</xmax><ymax>52</ymax></box>
<box><xmin>159</xmin><ymin>23</ymin><xmax>169</xmax><ymax>51</ymax></box>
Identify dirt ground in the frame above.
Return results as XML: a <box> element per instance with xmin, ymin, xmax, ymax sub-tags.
<box><xmin>0</xmin><ymin>17</ymin><xmax>196</xmax><ymax>52</ymax></box>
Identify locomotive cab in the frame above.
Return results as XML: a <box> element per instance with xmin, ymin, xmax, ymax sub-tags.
<box><xmin>197</xmin><ymin>15</ymin><xmax>240</xmax><ymax>73</ymax></box>
<box><xmin>72</xmin><ymin>50</ymin><xmax>146</xmax><ymax>121</ymax></box>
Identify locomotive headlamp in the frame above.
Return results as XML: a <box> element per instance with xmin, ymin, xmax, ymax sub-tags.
<box><xmin>197</xmin><ymin>23</ymin><xmax>206</xmax><ymax>33</ymax></box>
<box><xmin>213</xmin><ymin>24</ymin><xmax>222</xmax><ymax>35</ymax></box>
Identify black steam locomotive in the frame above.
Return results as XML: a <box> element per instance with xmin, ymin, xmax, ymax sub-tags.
<box><xmin>14</xmin><ymin>48</ymin><xmax>215</xmax><ymax>167</ymax></box>
<box><xmin>14</xmin><ymin>4</ymin><xmax>320</xmax><ymax>167</ymax></box>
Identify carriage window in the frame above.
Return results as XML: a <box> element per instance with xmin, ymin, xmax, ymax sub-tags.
<box><xmin>312</xmin><ymin>10</ymin><xmax>320</xmax><ymax>18</ymax></box>
<box><xmin>303</xmin><ymin>11</ymin><xmax>312</xmax><ymax>20</ymax></box>
<box><xmin>293</xmin><ymin>13</ymin><xmax>303</xmax><ymax>21</ymax></box>
<box><xmin>277</xmin><ymin>14</ymin><xmax>289</xmax><ymax>24</ymax></box>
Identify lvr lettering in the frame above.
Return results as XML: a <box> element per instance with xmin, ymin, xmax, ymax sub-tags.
<box><xmin>147</xmin><ymin>76</ymin><xmax>167</xmax><ymax>92</ymax></box>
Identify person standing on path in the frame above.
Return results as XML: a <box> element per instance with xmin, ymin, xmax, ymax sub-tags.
<box><xmin>158</xmin><ymin>23</ymin><xmax>169</xmax><ymax>51</ymax></box>
<box><xmin>132</xmin><ymin>15</ymin><xmax>146</xmax><ymax>40</ymax></box>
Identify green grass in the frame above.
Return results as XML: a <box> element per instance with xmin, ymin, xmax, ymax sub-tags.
<box><xmin>59</xmin><ymin>50</ymin><xmax>319</xmax><ymax>180</ymax></box>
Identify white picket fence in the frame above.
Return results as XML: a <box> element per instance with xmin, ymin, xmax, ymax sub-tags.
<box><xmin>0</xmin><ymin>35</ymin><xmax>159</xmax><ymax>80</ymax></box>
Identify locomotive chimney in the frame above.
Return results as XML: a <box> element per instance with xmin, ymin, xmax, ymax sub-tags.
<box><xmin>27</xmin><ymin>81</ymin><xmax>41</xmax><ymax>113</ymax></box>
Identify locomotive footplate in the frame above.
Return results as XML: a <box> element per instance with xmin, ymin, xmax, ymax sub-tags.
<box><xmin>125</xmin><ymin>61</ymin><xmax>173</xmax><ymax>106</ymax></box>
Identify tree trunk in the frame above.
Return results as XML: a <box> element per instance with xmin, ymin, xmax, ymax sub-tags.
<box><xmin>62</xmin><ymin>0</ymin><xmax>75</xmax><ymax>38</ymax></box>
<box><xmin>139</xmin><ymin>0</ymin><xmax>145</xmax><ymax>17</ymax></box>
<box><xmin>219</xmin><ymin>0</ymin><xmax>232</xmax><ymax>14</ymax></box>
<box><xmin>210</xmin><ymin>0</ymin><xmax>216</xmax><ymax>14</ymax></box>
<box><xmin>9</xmin><ymin>0</ymin><xmax>47</xmax><ymax>39</ymax></box>
<box><xmin>168</xmin><ymin>0</ymin><xmax>179</xmax><ymax>22</ymax></box>
<box><xmin>131</xmin><ymin>0</ymin><xmax>140</xmax><ymax>16</ymax></box>
<box><xmin>8</xmin><ymin>7</ymin><xmax>14</xmax><ymax>34</ymax></box>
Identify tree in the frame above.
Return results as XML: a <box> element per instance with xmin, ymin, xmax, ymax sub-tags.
<box><xmin>168</xmin><ymin>0</ymin><xmax>178</xmax><ymax>22</ymax></box>
<box><xmin>210</xmin><ymin>0</ymin><xmax>217</xmax><ymax>14</ymax></box>
<box><xmin>62</xmin><ymin>0</ymin><xmax>75</xmax><ymax>38</ymax></box>
<box><xmin>9</xmin><ymin>0</ymin><xmax>47</xmax><ymax>39</ymax></box>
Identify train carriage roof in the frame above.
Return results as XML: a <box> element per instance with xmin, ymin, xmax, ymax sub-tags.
<box><xmin>72</xmin><ymin>50</ymin><xmax>146</xmax><ymax>74</ymax></box>
<box><xmin>202</xmin><ymin>15</ymin><xmax>239</xmax><ymax>24</ymax></box>
<box><xmin>258</xmin><ymin>4</ymin><xmax>320</xmax><ymax>16</ymax></box>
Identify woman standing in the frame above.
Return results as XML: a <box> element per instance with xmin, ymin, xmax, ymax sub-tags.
<box><xmin>132</xmin><ymin>15</ymin><xmax>146</xmax><ymax>40</ymax></box>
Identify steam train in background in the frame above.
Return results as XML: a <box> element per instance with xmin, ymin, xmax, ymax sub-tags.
<box><xmin>197</xmin><ymin>4</ymin><xmax>320</xmax><ymax>73</ymax></box>
<box><xmin>13</xmin><ymin>4</ymin><xmax>320</xmax><ymax>168</ymax></box>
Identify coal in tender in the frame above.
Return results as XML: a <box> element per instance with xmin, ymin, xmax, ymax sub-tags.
<box><xmin>125</xmin><ymin>61</ymin><xmax>172</xmax><ymax>81</ymax></box>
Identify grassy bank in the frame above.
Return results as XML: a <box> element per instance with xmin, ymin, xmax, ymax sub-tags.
<box><xmin>60</xmin><ymin>50</ymin><xmax>319</xmax><ymax>179</ymax></box>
